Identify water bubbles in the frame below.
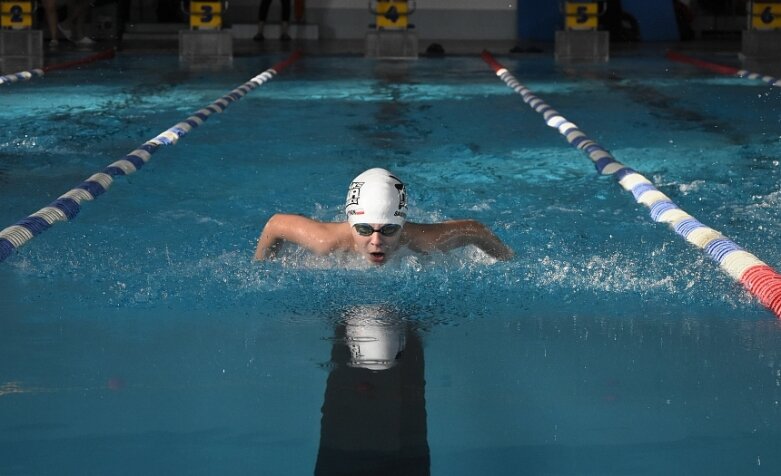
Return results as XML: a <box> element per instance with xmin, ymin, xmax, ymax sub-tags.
<box><xmin>678</xmin><ymin>179</ymin><xmax>705</xmax><ymax>195</ymax></box>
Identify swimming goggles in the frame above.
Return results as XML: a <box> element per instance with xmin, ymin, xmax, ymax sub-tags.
<box><xmin>353</xmin><ymin>223</ymin><xmax>402</xmax><ymax>237</ymax></box>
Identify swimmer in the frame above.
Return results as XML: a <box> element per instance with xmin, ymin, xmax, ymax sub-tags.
<box><xmin>254</xmin><ymin>168</ymin><xmax>514</xmax><ymax>264</ymax></box>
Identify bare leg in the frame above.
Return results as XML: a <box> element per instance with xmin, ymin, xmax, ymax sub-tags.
<box><xmin>280</xmin><ymin>21</ymin><xmax>290</xmax><ymax>40</ymax></box>
<box><xmin>42</xmin><ymin>0</ymin><xmax>58</xmax><ymax>44</ymax></box>
<box><xmin>64</xmin><ymin>0</ymin><xmax>92</xmax><ymax>40</ymax></box>
<box><xmin>254</xmin><ymin>0</ymin><xmax>273</xmax><ymax>40</ymax></box>
<box><xmin>280</xmin><ymin>0</ymin><xmax>291</xmax><ymax>40</ymax></box>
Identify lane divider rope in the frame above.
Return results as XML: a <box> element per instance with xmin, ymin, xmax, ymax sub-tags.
<box><xmin>0</xmin><ymin>50</ymin><xmax>302</xmax><ymax>263</ymax></box>
<box><xmin>666</xmin><ymin>50</ymin><xmax>781</xmax><ymax>88</ymax></box>
<box><xmin>481</xmin><ymin>50</ymin><xmax>781</xmax><ymax>319</ymax></box>
<box><xmin>0</xmin><ymin>48</ymin><xmax>116</xmax><ymax>86</ymax></box>
<box><xmin>0</xmin><ymin>68</ymin><xmax>44</xmax><ymax>85</ymax></box>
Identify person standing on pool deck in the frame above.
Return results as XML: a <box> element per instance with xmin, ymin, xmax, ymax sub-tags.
<box><xmin>254</xmin><ymin>0</ymin><xmax>292</xmax><ymax>41</ymax></box>
<box><xmin>254</xmin><ymin>168</ymin><xmax>514</xmax><ymax>264</ymax></box>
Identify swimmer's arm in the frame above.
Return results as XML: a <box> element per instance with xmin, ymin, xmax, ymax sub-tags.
<box><xmin>254</xmin><ymin>214</ymin><xmax>348</xmax><ymax>260</ymax></box>
<box><xmin>405</xmin><ymin>220</ymin><xmax>514</xmax><ymax>260</ymax></box>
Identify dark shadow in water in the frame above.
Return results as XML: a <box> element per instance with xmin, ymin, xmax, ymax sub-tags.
<box><xmin>315</xmin><ymin>306</ymin><xmax>430</xmax><ymax>475</ymax></box>
<box><xmin>559</xmin><ymin>68</ymin><xmax>749</xmax><ymax>146</ymax></box>
<box><xmin>349</xmin><ymin>62</ymin><xmax>432</xmax><ymax>159</ymax></box>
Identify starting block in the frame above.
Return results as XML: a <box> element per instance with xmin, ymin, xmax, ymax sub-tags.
<box><xmin>180</xmin><ymin>0</ymin><xmax>232</xmax><ymax>66</ymax></box>
<box><xmin>555</xmin><ymin>1</ymin><xmax>609</xmax><ymax>62</ymax></box>
<box><xmin>366</xmin><ymin>1</ymin><xmax>417</xmax><ymax>59</ymax></box>
<box><xmin>742</xmin><ymin>1</ymin><xmax>781</xmax><ymax>61</ymax></box>
<box><xmin>0</xmin><ymin>1</ymin><xmax>41</xmax><ymax>73</ymax></box>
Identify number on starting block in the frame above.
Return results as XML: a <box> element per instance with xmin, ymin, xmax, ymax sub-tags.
<box><xmin>376</xmin><ymin>1</ymin><xmax>409</xmax><ymax>30</ymax></box>
<box><xmin>1</xmin><ymin>1</ymin><xmax>33</xmax><ymax>30</ymax></box>
<box><xmin>190</xmin><ymin>1</ymin><xmax>223</xmax><ymax>30</ymax></box>
<box><xmin>565</xmin><ymin>1</ymin><xmax>599</xmax><ymax>31</ymax></box>
<box><xmin>751</xmin><ymin>1</ymin><xmax>781</xmax><ymax>30</ymax></box>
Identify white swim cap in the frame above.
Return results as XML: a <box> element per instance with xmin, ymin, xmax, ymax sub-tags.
<box><xmin>343</xmin><ymin>305</ymin><xmax>406</xmax><ymax>371</ymax></box>
<box><xmin>345</xmin><ymin>168</ymin><xmax>407</xmax><ymax>226</ymax></box>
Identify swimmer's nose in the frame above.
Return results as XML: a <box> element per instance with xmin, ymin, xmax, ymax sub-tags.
<box><xmin>369</xmin><ymin>231</ymin><xmax>386</xmax><ymax>246</ymax></box>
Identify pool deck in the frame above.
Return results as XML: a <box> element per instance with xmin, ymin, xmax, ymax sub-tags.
<box><xmin>31</xmin><ymin>26</ymin><xmax>781</xmax><ymax>77</ymax></box>
<box><xmin>40</xmin><ymin>23</ymin><xmax>748</xmax><ymax>59</ymax></box>
<box><xmin>91</xmin><ymin>36</ymin><xmax>542</xmax><ymax>57</ymax></box>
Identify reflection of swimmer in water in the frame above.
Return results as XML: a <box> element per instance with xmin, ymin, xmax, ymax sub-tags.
<box><xmin>254</xmin><ymin>168</ymin><xmax>514</xmax><ymax>265</ymax></box>
<box><xmin>315</xmin><ymin>306</ymin><xmax>430</xmax><ymax>475</ymax></box>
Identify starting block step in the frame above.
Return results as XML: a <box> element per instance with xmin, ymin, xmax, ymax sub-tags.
<box><xmin>365</xmin><ymin>30</ymin><xmax>418</xmax><ymax>59</ymax></box>
<box><xmin>0</xmin><ymin>29</ymin><xmax>42</xmax><ymax>73</ymax></box>
<box><xmin>554</xmin><ymin>30</ymin><xmax>609</xmax><ymax>62</ymax></box>
<box><xmin>179</xmin><ymin>29</ymin><xmax>233</xmax><ymax>62</ymax></box>
<box><xmin>742</xmin><ymin>29</ymin><xmax>781</xmax><ymax>59</ymax></box>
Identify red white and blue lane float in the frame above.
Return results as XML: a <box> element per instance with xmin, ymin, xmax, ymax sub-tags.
<box><xmin>0</xmin><ymin>50</ymin><xmax>302</xmax><ymax>263</ymax></box>
<box><xmin>481</xmin><ymin>50</ymin><xmax>781</xmax><ymax>319</ymax></box>
<box><xmin>666</xmin><ymin>50</ymin><xmax>781</xmax><ymax>88</ymax></box>
<box><xmin>0</xmin><ymin>48</ymin><xmax>116</xmax><ymax>85</ymax></box>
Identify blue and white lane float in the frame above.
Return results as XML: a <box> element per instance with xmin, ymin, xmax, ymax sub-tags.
<box><xmin>666</xmin><ymin>50</ymin><xmax>781</xmax><ymax>88</ymax></box>
<box><xmin>481</xmin><ymin>50</ymin><xmax>781</xmax><ymax>319</ymax></box>
<box><xmin>0</xmin><ymin>69</ymin><xmax>44</xmax><ymax>85</ymax></box>
<box><xmin>0</xmin><ymin>50</ymin><xmax>302</xmax><ymax>263</ymax></box>
<box><xmin>0</xmin><ymin>48</ymin><xmax>115</xmax><ymax>86</ymax></box>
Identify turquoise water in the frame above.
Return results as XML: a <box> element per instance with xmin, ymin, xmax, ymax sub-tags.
<box><xmin>1</xmin><ymin>53</ymin><xmax>781</xmax><ymax>474</ymax></box>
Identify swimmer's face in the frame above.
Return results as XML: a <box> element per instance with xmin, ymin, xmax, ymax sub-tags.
<box><xmin>351</xmin><ymin>223</ymin><xmax>403</xmax><ymax>265</ymax></box>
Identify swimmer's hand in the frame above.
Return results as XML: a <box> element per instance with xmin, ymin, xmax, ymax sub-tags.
<box><xmin>254</xmin><ymin>215</ymin><xmax>287</xmax><ymax>261</ymax></box>
<box><xmin>486</xmin><ymin>241</ymin><xmax>514</xmax><ymax>261</ymax></box>
<box><xmin>471</xmin><ymin>224</ymin><xmax>514</xmax><ymax>261</ymax></box>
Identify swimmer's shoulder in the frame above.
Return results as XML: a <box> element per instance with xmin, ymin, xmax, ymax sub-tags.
<box><xmin>320</xmin><ymin>222</ymin><xmax>353</xmax><ymax>253</ymax></box>
<box><xmin>270</xmin><ymin>214</ymin><xmax>348</xmax><ymax>231</ymax></box>
<box><xmin>400</xmin><ymin>222</ymin><xmax>438</xmax><ymax>251</ymax></box>
<box><xmin>311</xmin><ymin>220</ymin><xmax>354</xmax><ymax>253</ymax></box>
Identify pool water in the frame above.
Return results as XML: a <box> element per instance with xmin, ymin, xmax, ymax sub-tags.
<box><xmin>1</xmin><ymin>52</ymin><xmax>781</xmax><ymax>474</ymax></box>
